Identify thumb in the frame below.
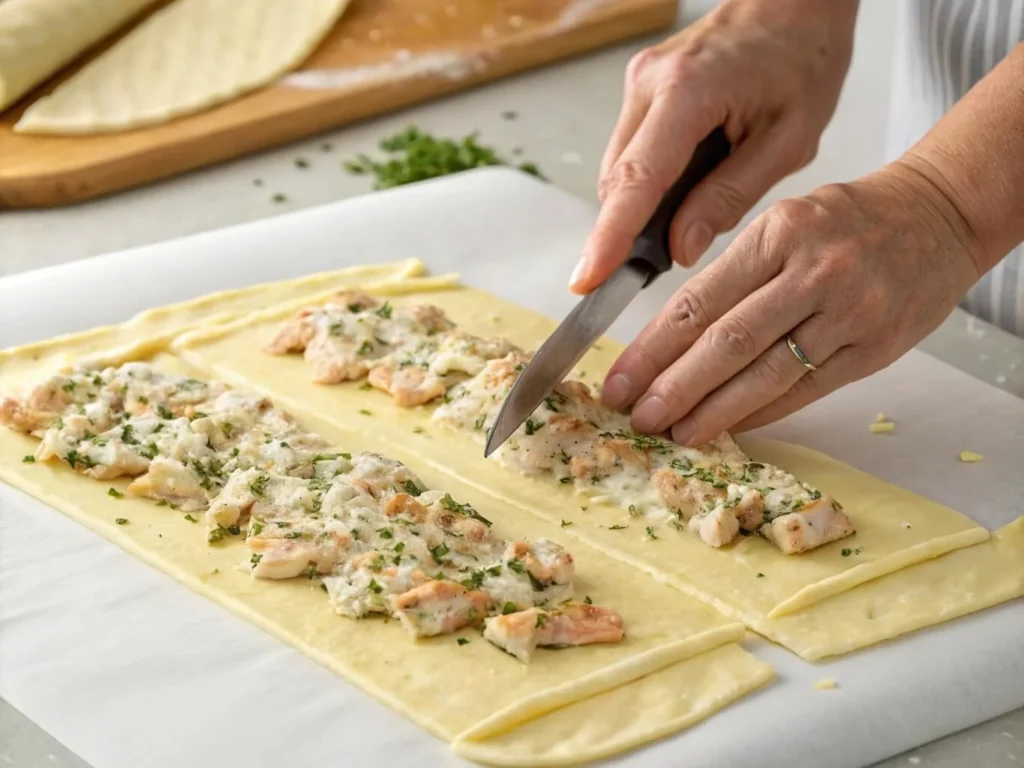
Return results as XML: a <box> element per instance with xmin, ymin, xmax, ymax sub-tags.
<box><xmin>669</xmin><ymin>125</ymin><xmax>816</xmax><ymax>266</ymax></box>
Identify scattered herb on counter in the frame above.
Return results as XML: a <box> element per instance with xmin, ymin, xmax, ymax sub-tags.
<box><xmin>583</xmin><ymin>596</ymin><xmax>593</xmax><ymax>605</ymax></box>
<box><xmin>412</xmin><ymin>426</ymin><xmax>425</xmax><ymax>434</ymax></box>
<box><xmin>320</xmin><ymin>583</ymin><xmax>328</xmax><ymax>592</ymax></box>
<box><xmin>402</xmin><ymin>480</ymin><xmax>422</xmax><ymax>497</ymax></box>
<box><xmin>608</xmin><ymin>524</ymin><xmax>627</xmax><ymax>530</ymax></box>
<box><xmin>560</xmin><ymin>520</ymin><xmax>573</xmax><ymax>527</ymax></box>
<box><xmin>271</xmin><ymin>193</ymin><xmax>288</xmax><ymax>203</ymax></box>
<box><xmin>501</xmin><ymin>110</ymin><xmax>518</xmax><ymax>120</ymax></box>
<box><xmin>115</xmin><ymin>518</ymin><xmax>129</xmax><ymax>525</ymax></box>
<box><xmin>22</xmin><ymin>455</ymin><xmax>35</xmax><ymax>463</ymax></box>
<box><xmin>502</xmin><ymin>602</ymin><xmax>517</xmax><ymax>615</ymax></box>
<box><xmin>457</xmin><ymin>637</ymin><xmax>470</xmax><ymax>646</ymax></box>
<box><xmin>294</xmin><ymin>157</ymin><xmax>310</xmax><ymax>169</ymax></box>
<box><xmin>359</xmin><ymin>409</ymin><xmax>372</xmax><ymax>416</ymax></box>
<box><xmin>107</xmin><ymin>488</ymin><xmax>123</xmax><ymax>498</ymax></box>
<box><xmin>341</xmin><ymin>126</ymin><xmax>544</xmax><ymax>189</ymax></box>
<box><xmin>646</xmin><ymin>526</ymin><xmax>658</xmax><ymax>539</ymax></box>
<box><xmin>321</xmin><ymin>142</ymin><xmax>334</xmax><ymax>152</ymax></box>
<box><xmin>184</xmin><ymin>514</ymin><xmax>198</xmax><ymax>523</ymax></box>
<box><xmin>253</xmin><ymin>179</ymin><xmax>263</xmax><ymax>186</ymax></box>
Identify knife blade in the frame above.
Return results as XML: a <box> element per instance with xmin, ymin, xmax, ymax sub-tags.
<box><xmin>483</xmin><ymin>126</ymin><xmax>731</xmax><ymax>458</ymax></box>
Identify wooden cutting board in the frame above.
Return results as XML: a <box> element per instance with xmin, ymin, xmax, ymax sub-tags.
<box><xmin>0</xmin><ymin>0</ymin><xmax>675</xmax><ymax>209</ymax></box>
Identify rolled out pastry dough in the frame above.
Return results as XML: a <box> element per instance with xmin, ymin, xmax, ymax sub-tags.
<box><xmin>0</xmin><ymin>0</ymin><xmax>158</xmax><ymax>111</ymax></box>
<box><xmin>15</xmin><ymin>0</ymin><xmax>350</xmax><ymax>134</ymax></box>
<box><xmin>171</xmin><ymin>280</ymin><xmax>1021</xmax><ymax>660</ymax></box>
<box><xmin>0</xmin><ymin>278</ymin><xmax>772</xmax><ymax>765</ymax></box>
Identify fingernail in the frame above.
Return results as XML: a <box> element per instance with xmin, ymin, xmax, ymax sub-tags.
<box><xmin>671</xmin><ymin>417</ymin><xmax>696</xmax><ymax>446</ymax></box>
<box><xmin>632</xmin><ymin>396</ymin><xmax>668</xmax><ymax>433</ymax></box>
<box><xmin>569</xmin><ymin>259</ymin><xmax>588</xmax><ymax>291</ymax></box>
<box><xmin>682</xmin><ymin>222</ymin><xmax>713</xmax><ymax>266</ymax></box>
<box><xmin>602</xmin><ymin>373</ymin><xmax>632</xmax><ymax>409</ymax></box>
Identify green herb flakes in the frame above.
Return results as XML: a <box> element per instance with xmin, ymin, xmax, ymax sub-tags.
<box><xmin>502</xmin><ymin>602</ymin><xmax>518</xmax><ymax>615</ymax></box>
<box><xmin>560</xmin><ymin>520</ymin><xmax>573</xmax><ymax>527</ymax></box>
<box><xmin>184</xmin><ymin>514</ymin><xmax>198</xmax><ymax>523</ymax></box>
<box><xmin>115</xmin><ymin>518</ymin><xmax>129</xmax><ymax>525</ymax></box>
<box><xmin>22</xmin><ymin>455</ymin><xmax>35</xmax><ymax>463</ymax></box>
<box><xmin>457</xmin><ymin>637</ymin><xmax>470</xmax><ymax>646</ymax></box>
<box><xmin>342</xmin><ymin>126</ymin><xmax>544</xmax><ymax>189</ymax></box>
<box><xmin>107</xmin><ymin>488</ymin><xmax>124</xmax><ymax>498</ymax></box>
<box><xmin>368</xmin><ymin>579</ymin><xmax>384</xmax><ymax>594</ymax></box>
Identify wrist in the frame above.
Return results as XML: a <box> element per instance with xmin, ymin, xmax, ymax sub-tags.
<box><xmin>890</xmin><ymin>153</ymin><xmax>995</xmax><ymax>277</ymax></box>
<box><xmin>869</xmin><ymin>160</ymin><xmax>986</xmax><ymax>283</ymax></box>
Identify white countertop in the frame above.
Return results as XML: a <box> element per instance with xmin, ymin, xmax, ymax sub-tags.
<box><xmin>0</xmin><ymin>1</ymin><xmax>1021</xmax><ymax>766</ymax></box>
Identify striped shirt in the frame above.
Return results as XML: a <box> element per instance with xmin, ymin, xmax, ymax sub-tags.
<box><xmin>887</xmin><ymin>0</ymin><xmax>1024</xmax><ymax>337</ymax></box>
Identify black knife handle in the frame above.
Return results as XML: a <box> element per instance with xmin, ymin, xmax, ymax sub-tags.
<box><xmin>627</xmin><ymin>126</ymin><xmax>731</xmax><ymax>287</ymax></box>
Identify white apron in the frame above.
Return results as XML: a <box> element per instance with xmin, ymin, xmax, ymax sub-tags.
<box><xmin>887</xmin><ymin>0</ymin><xmax>1024</xmax><ymax>337</ymax></box>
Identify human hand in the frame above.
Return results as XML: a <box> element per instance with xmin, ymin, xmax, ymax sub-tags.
<box><xmin>569</xmin><ymin>0</ymin><xmax>858</xmax><ymax>294</ymax></box>
<box><xmin>600</xmin><ymin>163</ymin><xmax>983</xmax><ymax>445</ymax></box>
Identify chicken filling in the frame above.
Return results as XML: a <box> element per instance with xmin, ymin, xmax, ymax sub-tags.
<box><xmin>266</xmin><ymin>292</ymin><xmax>854</xmax><ymax>553</ymax></box>
<box><xmin>1</xmin><ymin>363</ymin><xmax>623</xmax><ymax>661</ymax></box>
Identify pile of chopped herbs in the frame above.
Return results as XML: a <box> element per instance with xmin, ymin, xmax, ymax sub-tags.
<box><xmin>343</xmin><ymin>126</ymin><xmax>543</xmax><ymax>190</ymax></box>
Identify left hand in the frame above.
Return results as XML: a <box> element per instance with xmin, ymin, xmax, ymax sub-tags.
<box><xmin>601</xmin><ymin>162</ymin><xmax>984</xmax><ymax>445</ymax></box>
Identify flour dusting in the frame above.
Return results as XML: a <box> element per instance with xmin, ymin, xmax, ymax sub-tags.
<box><xmin>280</xmin><ymin>51</ymin><xmax>486</xmax><ymax>91</ymax></box>
<box><xmin>558</xmin><ymin>0</ymin><xmax>615</xmax><ymax>29</ymax></box>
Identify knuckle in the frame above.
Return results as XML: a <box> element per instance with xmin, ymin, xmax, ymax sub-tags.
<box><xmin>705</xmin><ymin>316</ymin><xmax>758</xmax><ymax>360</ymax></box>
<box><xmin>662</xmin><ymin>287</ymin><xmax>712</xmax><ymax>338</ymax></box>
<box><xmin>605</xmin><ymin>157</ymin><xmax>661</xmax><ymax>195</ymax></box>
<box><xmin>754</xmin><ymin>352</ymin><xmax>792</xmax><ymax>390</ymax></box>
<box><xmin>702</xmin><ymin>179</ymin><xmax>750</xmax><ymax>227</ymax></box>
<box><xmin>625</xmin><ymin>48</ymin><xmax>659</xmax><ymax>85</ymax></box>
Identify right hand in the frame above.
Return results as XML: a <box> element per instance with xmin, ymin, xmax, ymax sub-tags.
<box><xmin>569</xmin><ymin>0</ymin><xmax>859</xmax><ymax>294</ymax></box>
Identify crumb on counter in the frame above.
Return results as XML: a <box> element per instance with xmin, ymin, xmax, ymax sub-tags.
<box><xmin>869</xmin><ymin>421</ymin><xmax>895</xmax><ymax>434</ymax></box>
<box><xmin>813</xmin><ymin>678</ymin><xmax>838</xmax><ymax>690</ymax></box>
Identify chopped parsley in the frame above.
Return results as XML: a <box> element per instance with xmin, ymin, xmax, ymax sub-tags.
<box><xmin>506</xmin><ymin>558</ymin><xmax>525</xmax><ymax>574</ymax></box>
<box><xmin>412</xmin><ymin>426</ymin><xmax>425</xmax><ymax>434</ymax></box>
<box><xmin>377</xmin><ymin>527</ymin><xmax>394</xmax><ymax>539</ymax></box>
<box><xmin>156</xmin><ymin>404</ymin><xmax>174</xmax><ymax>420</ymax></box>
<box><xmin>646</xmin><ymin>526</ymin><xmax>658</xmax><ymax>539</ymax></box>
<box><xmin>560</xmin><ymin>520</ymin><xmax>573</xmax><ymax>527</ymax></box>
<box><xmin>523</xmin><ymin>418</ymin><xmax>542</xmax><ymax>435</ymax></box>
<box><xmin>430</xmin><ymin>543</ymin><xmax>450</xmax><ymax>562</ymax></box>
<box><xmin>313</xmin><ymin>452</ymin><xmax>350</xmax><ymax>462</ymax></box>
<box><xmin>402</xmin><ymin>479</ymin><xmax>422</xmax><ymax>497</ymax></box>
<box><xmin>440</xmin><ymin>493</ymin><xmax>492</xmax><ymax>526</ymax></box>
<box><xmin>115</xmin><ymin>518</ymin><xmax>129</xmax><ymax>525</ymax></box>
<box><xmin>457</xmin><ymin>637</ymin><xmax>470</xmax><ymax>646</ymax></box>
<box><xmin>584</xmin><ymin>596</ymin><xmax>593</xmax><ymax>604</ymax></box>
<box><xmin>341</xmin><ymin>126</ymin><xmax>544</xmax><ymax>190</ymax></box>
<box><xmin>249</xmin><ymin>473</ymin><xmax>270</xmax><ymax>497</ymax></box>
<box><xmin>756</xmin><ymin>573</ymin><xmax>765</xmax><ymax>578</ymax></box>
<box><xmin>294</xmin><ymin>157</ymin><xmax>309</xmax><ymax>169</ymax></box>
<box><xmin>22</xmin><ymin>455</ymin><xmax>35</xmax><ymax>463</ymax></box>
<box><xmin>502</xmin><ymin>602</ymin><xmax>518</xmax><ymax>615</ymax></box>
<box><xmin>184</xmin><ymin>514</ymin><xmax>198</xmax><ymax>523</ymax></box>
<box><xmin>375</xmin><ymin>302</ymin><xmax>393</xmax><ymax>319</ymax></box>
<box><xmin>271</xmin><ymin>193</ymin><xmax>287</xmax><ymax>204</ymax></box>
<box><xmin>474</xmin><ymin>414</ymin><xmax>487</xmax><ymax>431</ymax></box>
<box><xmin>535</xmin><ymin>612</ymin><xmax>547</xmax><ymax>628</ymax></box>
<box><xmin>559</xmin><ymin>476</ymin><xmax>572</xmax><ymax>484</ymax></box>
<box><xmin>251</xmin><ymin>554</ymin><xmax>262</xmax><ymax>566</ymax></box>
<box><xmin>359</xmin><ymin>409</ymin><xmax>372</xmax><ymax>416</ymax></box>
<box><xmin>107</xmin><ymin>488</ymin><xmax>123</xmax><ymax>498</ymax></box>
<box><xmin>628</xmin><ymin>504</ymin><xmax>640</xmax><ymax>517</ymax></box>
<box><xmin>284</xmin><ymin>531</ymin><xmax>304</xmax><ymax>539</ymax></box>
<box><xmin>368</xmin><ymin>579</ymin><xmax>384</xmax><ymax>594</ymax></box>
<box><xmin>140</xmin><ymin>442</ymin><xmax>159</xmax><ymax>460</ymax></box>
<box><xmin>356</xmin><ymin>340</ymin><xmax>373</xmax><ymax>356</ymax></box>
<box><xmin>608</xmin><ymin>524</ymin><xmax>628</xmax><ymax>530</ymax></box>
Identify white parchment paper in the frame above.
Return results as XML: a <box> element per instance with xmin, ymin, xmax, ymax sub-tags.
<box><xmin>1</xmin><ymin>169</ymin><xmax>1021</xmax><ymax>768</ymax></box>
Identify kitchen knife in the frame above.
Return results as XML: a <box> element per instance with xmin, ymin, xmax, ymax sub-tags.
<box><xmin>483</xmin><ymin>126</ymin><xmax>731</xmax><ymax>458</ymax></box>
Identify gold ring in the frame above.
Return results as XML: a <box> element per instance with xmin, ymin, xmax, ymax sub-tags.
<box><xmin>786</xmin><ymin>335</ymin><xmax>817</xmax><ymax>371</ymax></box>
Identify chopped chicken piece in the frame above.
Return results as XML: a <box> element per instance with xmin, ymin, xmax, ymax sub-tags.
<box><xmin>760</xmin><ymin>498</ymin><xmax>855</xmax><ymax>554</ymax></box>
<box><xmin>483</xmin><ymin>603</ymin><xmax>625</xmax><ymax>662</ymax></box>
<box><xmin>389</xmin><ymin>580</ymin><xmax>490</xmax><ymax>637</ymax></box>
<box><xmin>127</xmin><ymin>457</ymin><xmax>208</xmax><ymax>511</ymax></box>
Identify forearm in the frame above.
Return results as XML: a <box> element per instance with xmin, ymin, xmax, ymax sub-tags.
<box><xmin>897</xmin><ymin>43</ymin><xmax>1024</xmax><ymax>274</ymax></box>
